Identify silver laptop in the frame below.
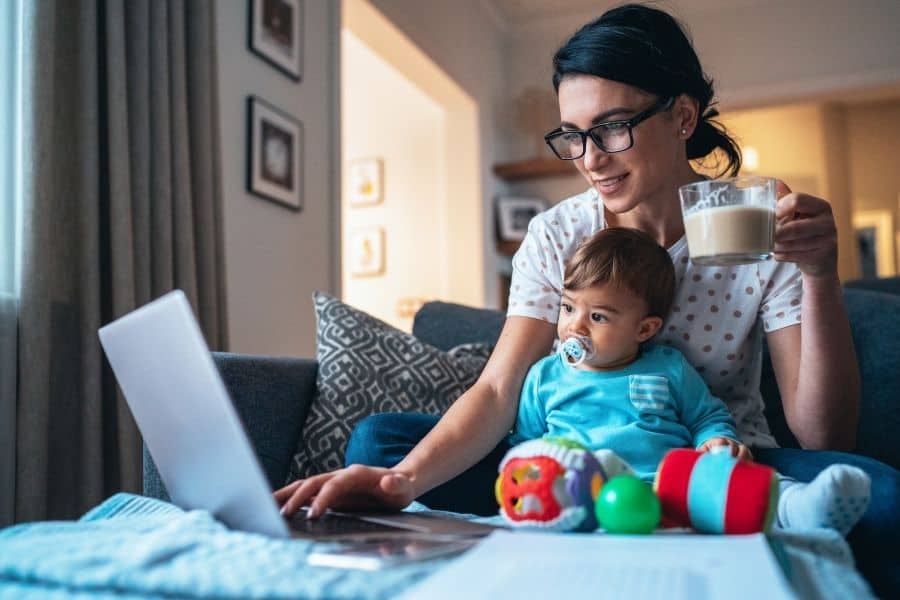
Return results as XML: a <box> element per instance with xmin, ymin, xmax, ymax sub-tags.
<box><xmin>98</xmin><ymin>290</ymin><xmax>498</xmax><ymax>540</ymax></box>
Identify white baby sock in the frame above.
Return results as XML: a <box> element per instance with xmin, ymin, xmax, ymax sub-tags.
<box><xmin>776</xmin><ymin>464</ymin><xmax>871</xmax><ymax>535</ymax></box>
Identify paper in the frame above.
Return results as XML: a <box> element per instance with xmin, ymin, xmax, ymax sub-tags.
<box><xmin>398</xmin><ymin>530</ymin><xmax>795</xmax><ymax>600</ymax></box>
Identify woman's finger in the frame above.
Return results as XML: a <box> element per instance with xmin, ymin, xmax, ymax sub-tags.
<box><xmin>273</xmin><ymin>479</ymin><xmax>303</xmax><ymax>504</ymax></box>
<box><xmin>775</xmin><ymin>216</ymin><xmax>836</xmax><ymax>243</ymax></box>
<box><xmin>281</xmin><ymin>473</ymin><xmax>333</xmax><ymax>517</ymax></box>
<box><xmin>773</xmin><ymin>249</ymin><xmax>831</xmax><ymax>265</ymax></box>
<box><xmin>774</xmin><ymin>233</ymin><xmax>836</xmax><ymax>254</ymax></box>
<box><xmin>307</xmin><ymin>468</ymin><xmax>372</xmax><ymax>518</ymax></box>
<box><xmin>776</xmin><ymin>192</ymin><xmax>832</xmax><ymax>221</ymax></box>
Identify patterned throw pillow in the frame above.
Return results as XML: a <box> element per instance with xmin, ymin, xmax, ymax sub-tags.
<box><xmin>289</xmin><ymin>292</ymin><xmax>493</xmax><ymax>480</ymax></box>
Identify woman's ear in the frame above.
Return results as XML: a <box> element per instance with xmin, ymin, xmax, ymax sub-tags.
<box><xmin>675</xmin><ymin>94</ymin><xmax>700</xmax><ymax>139</ymax></box>
<box><xmin>636</xmin><ymin>316</ymin><xmax>663</xmax><ymax>343</ymax></box>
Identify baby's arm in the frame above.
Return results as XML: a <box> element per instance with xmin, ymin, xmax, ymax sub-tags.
<box><xmin>677</xmin><ymin>357</ymin><xmax>747</xmax><ymax>456</ymax></box>
<box><xmin>509</xmin><ymin>360</ymin><xmax>549</xmax><ymax>445</ymax></box>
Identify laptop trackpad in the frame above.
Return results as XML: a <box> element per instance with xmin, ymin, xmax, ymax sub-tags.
<box><xmin>287</xmin><ymin>508</ymin><xmax>501</xmax><ymax>540</ymax></box>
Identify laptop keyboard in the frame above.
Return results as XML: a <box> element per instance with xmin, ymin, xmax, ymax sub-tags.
<box><xmin>286</xmin><ymin>509</ymin><xmax>404</xmax><ymax>537</ymax></box>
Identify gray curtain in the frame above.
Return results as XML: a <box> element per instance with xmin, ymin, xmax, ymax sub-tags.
<box><xmin>16</xmin><ymin>0</ymin><xmax>227</xmax><ymax>522</ymax></box>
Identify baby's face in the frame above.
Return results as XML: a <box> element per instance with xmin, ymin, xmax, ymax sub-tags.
<box><xmin>558</xmin><ymin>283</ymin><xmax>658</xmax><ymax>371</ymax></box>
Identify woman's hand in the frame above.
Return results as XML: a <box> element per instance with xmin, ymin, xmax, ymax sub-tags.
<box><xmin>773</xmin><ymin>181</ymin><xmax>838</xmax><ymax>278</ymax></box>
<box><xmin>697</xmin><ymin>437</ymin><xmax>753</xmax><ymax>461</ymax></box>
<box><xmin>274</xmin><ymin>465</ymin><xmax>416</xmax><ymax>519</ymax></box>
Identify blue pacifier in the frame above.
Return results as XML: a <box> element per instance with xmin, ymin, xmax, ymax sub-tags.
<box><xmin>559</xmin><ymin>335</ymin><xmax>594</xmax><ymax>367</ymax></box>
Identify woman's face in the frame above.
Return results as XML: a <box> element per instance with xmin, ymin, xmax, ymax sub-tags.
<box><xmin>556</xmin><ymin>76</ymin><xmax>687</xmax><ymax>215</ymax></box>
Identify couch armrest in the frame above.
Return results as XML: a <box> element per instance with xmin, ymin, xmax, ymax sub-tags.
<box><xmin>143</xmin><ymin>352</ymin><xmax>318</xmax><ymax>501</ymax></box>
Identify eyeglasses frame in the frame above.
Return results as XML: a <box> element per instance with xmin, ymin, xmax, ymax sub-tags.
<box><xmin>544</xmin><ymin>96</ymin><xmax>676</xmax><ymax>160</ymax></box>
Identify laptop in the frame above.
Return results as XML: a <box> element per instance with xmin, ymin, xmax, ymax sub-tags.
<box><xmin>98</xmin><ymin>290</ymin><xmax>498</xmax><ymax>541</ymax></box>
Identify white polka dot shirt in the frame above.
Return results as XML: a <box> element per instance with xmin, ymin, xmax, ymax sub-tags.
<box><xmin>507</xmin><ymin>188</ymin><xmax>803</xmax><ymax>448</ymax></box>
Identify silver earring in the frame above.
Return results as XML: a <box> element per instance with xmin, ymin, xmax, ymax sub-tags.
<box><xmin>681</xmin><ymin>128</ymin><xmax>687</xmax><ymax>135</ymax></box>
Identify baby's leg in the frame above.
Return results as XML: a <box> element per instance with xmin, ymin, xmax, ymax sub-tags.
<box><xmin>776</xmin><ymin>464</ymin><xmax>871</xmax><ymax>535</ymax></box>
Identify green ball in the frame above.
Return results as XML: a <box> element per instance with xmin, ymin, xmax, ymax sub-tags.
<box><xmin>595</xmin><ymin>474</ymin><xmax>661</xmax><ymax>534</ymax></box>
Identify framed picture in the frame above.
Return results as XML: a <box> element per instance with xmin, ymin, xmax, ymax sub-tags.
<box><xmin>496</xmin><ymin>196</ymin><xmax>546</xmax><ymax>242</ymax></box>
<box><xmin>853</xmin><ymin>210</ymin><xmax>895</xmax><ymax>278</ymax></box>
<box><xmin>350</xmin><ymin>227</ymin><xmax>385</xmax><ymax>277</ymax></box>
<box><xmin>246</xmin><ymin>96</ymin><xmax>303</xmax><ymax>211</ymax></box>
<box><xmin>248</xmin><ymin>0</ymin><xmax>303</xmax><ymax>80</ymax></box>
<box><xmin>348</xmin><ymin>158</ymin><xmax>383</xmax><ymax>206</ymax></box>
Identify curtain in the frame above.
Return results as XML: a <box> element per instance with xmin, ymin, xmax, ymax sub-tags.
<box><xmin>0</xmin><ymin>0</ymin><xmax>21</xmax><ymax>528</ymax></box>
<box><xmin>15</xmin><ymin>0</ymin><xmax>228</xmax><ymax>522</ymax></box>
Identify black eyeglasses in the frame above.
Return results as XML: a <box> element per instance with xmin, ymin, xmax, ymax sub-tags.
<box><xmin>544</xmin><ymin>96</ymin><xmax>675</xmax><ymax>160</ymax></box>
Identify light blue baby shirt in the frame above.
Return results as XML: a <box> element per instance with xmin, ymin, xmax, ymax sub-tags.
<box><xmin>510</xmin><ymin>344</ymin><xmax>739</xmax><ymax>481</ymax></box>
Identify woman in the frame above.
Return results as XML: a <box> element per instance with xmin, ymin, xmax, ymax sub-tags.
<box><xmin>277</xmin><ymin>4</ymin><xmax>897</xmax><ymax>594</ymax></box>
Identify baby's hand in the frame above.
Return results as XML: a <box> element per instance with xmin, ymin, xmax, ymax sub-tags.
<box><xmin>698</xmin><ymin>437</ymin><xmax>753</xmax><ymax>461</ymax></box>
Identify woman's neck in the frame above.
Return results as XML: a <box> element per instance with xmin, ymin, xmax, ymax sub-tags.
<box><xmin>604</xmin><ymin>166</ymin><xmax>704</xmax><ymax>249</ymax></box>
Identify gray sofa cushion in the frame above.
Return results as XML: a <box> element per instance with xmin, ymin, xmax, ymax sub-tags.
<box><xmin>413</xmin><ymin>301</ymin><xmax>506</xmax><ymax>351</ymax></box>
<box><xmin>289</xmin><ymin>293</ymin><xmax>491</xmax><ymax>480</ymax></box>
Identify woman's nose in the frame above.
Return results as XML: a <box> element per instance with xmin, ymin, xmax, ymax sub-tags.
<box><xmin>581</xmin><ymin>137</ymin><xmax>610</xmax><ymax>172</ymax></box>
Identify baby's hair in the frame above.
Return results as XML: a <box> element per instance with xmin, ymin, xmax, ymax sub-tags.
<box><xmin>563</xmin><ymin>228</ymin><xmax>676</xmax><ymax>318</ymax></box>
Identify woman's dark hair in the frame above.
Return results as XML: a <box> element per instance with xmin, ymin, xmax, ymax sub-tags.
<box><xmin>552</xmin><ymin>3</ymin><xmax>741</xmax><ymax>176</ymax></box>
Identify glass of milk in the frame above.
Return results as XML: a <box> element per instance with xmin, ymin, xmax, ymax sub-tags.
<box><xmin>679</xmin><ymin>176</ymin><xmax>777</xmax><ymax>266</ymax></box>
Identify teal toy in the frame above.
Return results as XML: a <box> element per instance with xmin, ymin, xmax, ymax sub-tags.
<box><xmin>594</xmin><ymin>474</ymin><xmax>661</xmax><ymax>534</ymax></box>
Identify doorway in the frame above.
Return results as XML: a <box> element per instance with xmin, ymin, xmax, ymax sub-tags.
<box><xmin>341</xmin><ymin>0</ymin><xmax>482</xmax><ymax>331</ymax></box>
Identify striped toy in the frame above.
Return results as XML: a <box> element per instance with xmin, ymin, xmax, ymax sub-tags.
<box><xmin>654</xmin><ymin>448</ymin><xmax>779</xmax><ymax>534</ymax></box>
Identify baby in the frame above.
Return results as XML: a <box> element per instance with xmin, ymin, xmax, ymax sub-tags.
<box><xmin>511</xmin><ymin>227</ymin><xmax>870</xmax><ymax>534</ymax></box>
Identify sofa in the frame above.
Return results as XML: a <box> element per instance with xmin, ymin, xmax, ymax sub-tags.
<box><xmin>145</xmin><ymin>279</ymin><xmax>900</xmax><ymax>594</ymax></box>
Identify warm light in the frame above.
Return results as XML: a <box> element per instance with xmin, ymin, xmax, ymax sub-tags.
<box><xmin>743</xmin><ymin>146</ymin><xmax>760</xmax><ymax>172</ymax></box>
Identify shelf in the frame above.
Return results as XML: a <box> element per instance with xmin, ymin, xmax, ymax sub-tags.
<box><xmin>495</xmin><ymin>240</ymin><xmax>521</xmax><ymax>256</ymax></box>
<box><xmin>492</xmin><ymin>157</ymin><xmax>576</xmax><ymax>181</ymax></box>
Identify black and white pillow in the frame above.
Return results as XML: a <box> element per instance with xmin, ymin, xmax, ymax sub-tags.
<box><xmin>289</xmin><ymin>293</ymin><xmax>492</xmax><ymax>480</ymax></box>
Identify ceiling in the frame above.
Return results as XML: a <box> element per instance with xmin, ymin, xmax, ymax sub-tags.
<box><xmin>481</xmin><ymin>0</ymin><xmax>774</xmax><ymax>27</ymax></box>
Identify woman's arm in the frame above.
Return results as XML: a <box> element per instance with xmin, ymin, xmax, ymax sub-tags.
<box><xmin>766</xmin><ymin>276</ymin><xmax>860</xmax><ymax>451</ymax></box>
<box><xmin>276</xmin><ymin>316</ymin><xmax>557</xmax><ymax>517</ymax></box>
<box><xmin>766</xmin><ymin>182</ymin><xmax>860</xmax><ymax>451</ymax></box>
<box><xmin>392</xmin><ymin>316</ymin><xmax>557</xmax><ymax>495</ymax></box>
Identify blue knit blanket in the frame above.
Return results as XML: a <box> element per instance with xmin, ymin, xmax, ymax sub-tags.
<box><xmin>0</xmin><ymin>493</ymin><xmax>874</xmax><ymax>599</ymax></box>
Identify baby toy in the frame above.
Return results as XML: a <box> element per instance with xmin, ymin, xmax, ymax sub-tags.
<box><xmin>654</xmin><ymin>448</ymin><xmax>779</xmax><ymax>534</ymax></box>
<box><xmin>495</xmin><ymin>438</ymin><xmax>605</xmax><ymax>532</ymax></box>
<box><xmin>594</xmin><ymin>474</ymin><xmax>661</xmax><ymax>534</ymax></box>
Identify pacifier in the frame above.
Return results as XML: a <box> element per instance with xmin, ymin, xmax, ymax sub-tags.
<box><xmin>559</xmin><ymin>335</ymin><xmax>594</xmax><ymax>367</ymax></box>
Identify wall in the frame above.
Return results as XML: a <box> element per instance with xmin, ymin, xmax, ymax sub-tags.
<box><xmin>846</xmin><ymin>99</ymin><xmax>900</xmax><ymax>273</ymax></box>
<box><xmin>216</xmin><ymin>1</ymin><xmax>340</xmax><ymax>356</ymax></box>
<box><xmin>367</xmin><ymin>0</ymin><xmax>508</xmax><ymax>308</ymax></box>
<box><xmin>505</xmin><ymin>0</ymin><xmax>900</xmax><ymax>129</ymax></box>
<box><xmin>341</xmin><ymin>30</ymin><xmax>447</xmax><ymax>330</ymax></box>
<box><xmin>847</xmin><ymin>100</ymin><xmax>900</xmax><ymax>215</ymax></box>
<box><xmin>718</xmin><ymin>103</ymin><xmax>857</xmax><ymax>279</ymax></box>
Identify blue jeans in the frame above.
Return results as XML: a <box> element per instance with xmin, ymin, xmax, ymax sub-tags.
<box><xmin>344</xmin><ymin>412</ymin><xmax>510</xmax><ymax>516</ymax></box>
<box><xmin>346</xmin><ymin>414</ymin><xmax>899</xmax><ymax>598</ymax></box>
<box><xmin>754</xmin><ymin>447</ymin><xmax>899</xmax><ymax>598</ymax></box>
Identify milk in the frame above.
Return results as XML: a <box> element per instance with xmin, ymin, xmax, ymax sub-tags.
<box><xmin>683</xmin><ymin>205</ymin><xmax>775</xmax><ymax>266</ymax></box>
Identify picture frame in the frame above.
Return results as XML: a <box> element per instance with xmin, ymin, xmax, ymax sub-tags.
<box><xmin>348</xmin><ymin>158</ymin><xmax>384</xmax><ymax>206</ymax></box>
<box><xmin>246</xmin><ymin>96</ymin><xmax>303</xmax><ymax>211</ymax></box>
<box><xmin>852</xmin><ymin>209</ymin><xmax>895</xmax><ymax>278</ymax></box>
<box><xmin>350</xmin><ymin>227</ymin><xmax>385</xmax><ymax>277</ymax></box>
<box><xmin>248</xmin><ymin>0</ymin><xmax>303</xmax><ymax>81</ymax></box>
<box><xmin>496</xmin><ymin>196</ymin><xmax>546</xmax><ymax>242</ymax></box>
